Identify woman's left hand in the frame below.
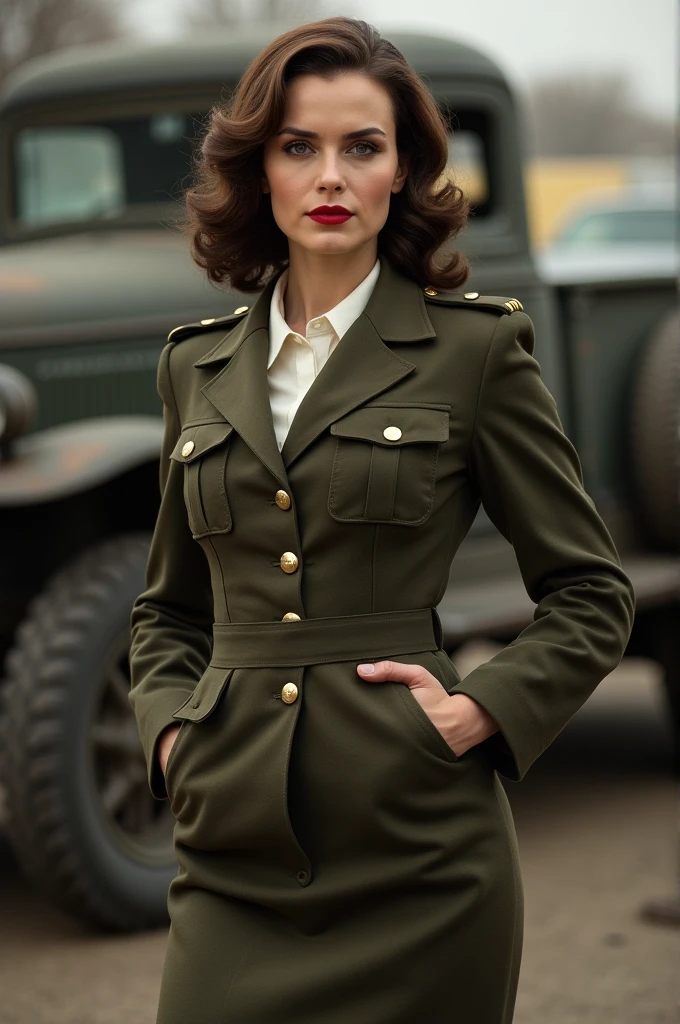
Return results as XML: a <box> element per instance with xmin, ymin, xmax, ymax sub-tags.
<box><xmin>357</xmin><ymin>660</ymin><xmax>500</xmax><ymax>757</ymax></box>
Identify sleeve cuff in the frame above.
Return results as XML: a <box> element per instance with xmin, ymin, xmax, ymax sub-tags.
<box><xmin>452</xmin><ymin>673</ymin><xmax>541</xmax><ymax>782</ymax></box>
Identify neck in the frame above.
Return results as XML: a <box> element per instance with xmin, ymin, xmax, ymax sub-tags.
<box><xmin>282</xmin><ymin>242</ymin><xmax>378</xmax><ymax>331</ymax></box>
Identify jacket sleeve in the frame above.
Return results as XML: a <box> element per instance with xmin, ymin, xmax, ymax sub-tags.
<box><xmin>452</xmin><ymin>309</ymin><xmax>636</xmax><ymax>782</ymax></box>
<box><xmin>128</xmin><ymin>342</ymin><xmax>215</xmax><ymax>800</ymax></box>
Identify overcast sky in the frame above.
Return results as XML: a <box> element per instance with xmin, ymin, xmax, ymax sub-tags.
<box><xmin>127</xmin><ymin>0</ymin><xmax>678</xmax><ymax>119</ymax></box>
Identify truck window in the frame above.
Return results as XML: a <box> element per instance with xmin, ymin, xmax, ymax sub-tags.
<box><xmin>447</xmin><ymin>129</ymin><xmax>489</xmax><ymax>211</ymax></box>
<box><xmin>12</xmin><ymin>111</ymin><xmax>206</xmax><ymax>229</ymax></box>
<box><xmin>16</xmin><ymin>126</ymin><xmax>125</xmax><ymax>226</ymax></box>
<box><xmin>440</xmin><ymin>107</ymin><xmax>493</xmax><ymax>219</ymax></box>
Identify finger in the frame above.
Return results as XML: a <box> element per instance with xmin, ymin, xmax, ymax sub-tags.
<box><xmin>356</xmin><ymin>660</ymin><xmax>428</xmax><ymax>685</ymax></box>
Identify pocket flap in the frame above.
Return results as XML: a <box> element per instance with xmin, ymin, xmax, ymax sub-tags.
<box><xmin>172</xmin><ymin>665</ymin><xmax>235</xmax><ymax>722</ymax></box>
<box><xmin>330</xmin><ymin>405</ymin><xmax>449</xmax><ymax>445</ymax></box>
<box><xmin>170</xmin><ymin>421</ymin><xmax>234</xmax><ymax>463</ymax></box>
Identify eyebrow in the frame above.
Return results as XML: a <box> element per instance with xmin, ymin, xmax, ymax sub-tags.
<box><xmin>275</xmin><ymin>126</ymin><xmax>387</xmax><ymax>140</ymax></box>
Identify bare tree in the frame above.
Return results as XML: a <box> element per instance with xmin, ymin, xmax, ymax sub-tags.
<box><xmin>522</xmin><ymin>70</ymin><xmax>675</xmax><ymax>158</ymax></box>
<box><xmin>0</xmin><ymin>0</ymin><xmax>128</xmax><ymax>90</ymax></box>
<box><xmin>178</xmin><ymin>0</ymin><xmax>327</xmax><ymax>30</ymax></box>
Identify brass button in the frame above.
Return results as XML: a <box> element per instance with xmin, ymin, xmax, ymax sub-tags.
<box><xmin>280</xmin><ymin>551</ymin><xmax>298</xmax><ymax>573</ymax></box>
<box><xmin>281</xmin><ymin>682</ymin><xmax>298</xmax><ymax>704</ymax></box>
<box><xmin>275</xmin><ymin>489</ymin><xmax>291</xmax><ymax>510</ymax></box>
<box><xmin>464</xmin><ymin>292</ymin><xmax>479</xmax><ymax>300</ymax></box>
<box><xmin>282</xmin><ymin>612</ymin><xmax>301</xmax><ymax>621</ymax></box>
<box><xmin>234</xmin><ymin>305</ymin><xmax>249</xmax><ymax>314</ymax></box>
<box><xmin>423</xmin><ymin>286</ymin><xmax>438</xmax><ymax>296</ymax></box>
<box><xmin>181</xmin><ymin>440</ymin><xmax>195</xmax><ymax>457</ymax></box>
<box><xmin>383</xmin><ymin>426</ymin><xmax>402</xmax><ymax>442</ymax></box>
<box><xmin>200</xmin><ymin>317</ymin><xmax>216</xmax><ymax>325</ymax></box>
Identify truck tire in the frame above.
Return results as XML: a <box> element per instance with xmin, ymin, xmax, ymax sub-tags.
<box><xmin>629</xmin><ymin>307</ymin><xmax>680</xmax><ymax>550</ymax></box>
<box><xmin>0</xmin><ymin>533</ymin><xmax>177</xmax><ymax>932</ymax></box>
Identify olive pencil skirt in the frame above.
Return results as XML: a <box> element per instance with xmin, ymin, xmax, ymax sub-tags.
<box><xmin>156</xmin><ymin>609</ymin><xmax>524</xmax><ymax>1023</ymax></box>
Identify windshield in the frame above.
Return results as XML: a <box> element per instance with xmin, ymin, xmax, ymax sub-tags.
<box><xmin>559</xmin><ymin>208</ymin><xmax>679</xmax><ymax>245</ymax></box>
<box><xmin>13</xmin><ymin>111</ymin><xmax>207</xmax><ymax>229</ymax></box>
<box><xmin>11</xmin><ymin>104</ymin><xmax>494</xmax><ymax>232</ymax></box>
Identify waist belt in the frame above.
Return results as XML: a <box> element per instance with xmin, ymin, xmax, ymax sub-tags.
<box><xmin>209</xmin><ymin>607</ymin><xmax>443</xmax><ymax>668</ymax></box>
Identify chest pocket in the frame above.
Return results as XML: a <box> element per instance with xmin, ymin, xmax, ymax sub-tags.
<box><xmin>327</xmin><ymin>404</ymin><xmax>450</xmax><ymax>525</ymax></box>
<box><xmin>170</xmin><ymin>421</ymin><xmax>234</xmax><ymax>538</ymax></box>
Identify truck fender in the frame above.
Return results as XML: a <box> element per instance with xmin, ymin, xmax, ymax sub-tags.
<box><xmin>0</xmin><ymin>416</ymin><xmax>163</xmax><ymax>506</ymax></box>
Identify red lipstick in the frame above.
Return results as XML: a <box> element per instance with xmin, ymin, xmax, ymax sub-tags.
<box><xmin>307</xmin><ymin>205</ymin><xmax>354</xmax><ymax>225</ymax></box>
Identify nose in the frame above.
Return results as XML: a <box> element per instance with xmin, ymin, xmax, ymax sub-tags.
<box><xmin>315</xmin><ymin>151</ymin><xmax>346</xmax><ymax>194</ymax></box>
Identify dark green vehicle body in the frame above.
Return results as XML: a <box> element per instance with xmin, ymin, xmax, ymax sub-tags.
<box><xmin>0</xmin><ymin>27</ymin><xmax>678</xmax><ymax>932</ymax></box>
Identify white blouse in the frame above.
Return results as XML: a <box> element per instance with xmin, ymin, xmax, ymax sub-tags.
<box><xmin>266</xmin><ymin>258</ymin><xmax>381</xmax><ymax>452</ymax></box>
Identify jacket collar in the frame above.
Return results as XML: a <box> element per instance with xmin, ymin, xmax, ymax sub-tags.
<box><xmin>195</xmin><ymin>258</ymin><xmax>436</xmax><ymax>485</ymax></box>
<box><xmin>266</xmin><ymin>257</ymin><xmax>381</xmax><ymax>370</ymax></box>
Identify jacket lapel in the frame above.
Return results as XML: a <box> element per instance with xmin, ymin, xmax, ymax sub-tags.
<box><xmin>196</xmin><ymin>271</ymin><xmax>289</xmax><ymax>487</ymax></box>
<box><xmin>195</xmin><ymin>257</ymin><xmax>436</xmax><ymax>482</ymax></box>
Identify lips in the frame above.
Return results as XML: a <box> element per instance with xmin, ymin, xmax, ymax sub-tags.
<box><xmin>307</xmin><ymin>205</ymin><xmax>354</xmax><ymax>225</ymax></box>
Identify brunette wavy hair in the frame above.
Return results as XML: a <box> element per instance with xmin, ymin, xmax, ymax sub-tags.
<box><xmin>183</xmin><ymin>17</ymin><xmax>471</xmax><ymax>293</ymax></box>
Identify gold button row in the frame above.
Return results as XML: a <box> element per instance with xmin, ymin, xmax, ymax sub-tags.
<box><xmin>273</xmin><ymin>489</ymin><xmax>300</xmax><ymax>616</ymax></box>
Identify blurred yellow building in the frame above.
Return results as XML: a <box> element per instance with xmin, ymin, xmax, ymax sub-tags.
<box><xmin>523</xmin><ymin>159</ymin><xmax>631</xmax><ymax>246</ymax></box>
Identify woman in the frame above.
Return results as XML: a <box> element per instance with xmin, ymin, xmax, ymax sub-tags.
<box><xmin>128</xmin><ymin>17</ymin><xmax>635</xmax><ymax>1024</ymax></box>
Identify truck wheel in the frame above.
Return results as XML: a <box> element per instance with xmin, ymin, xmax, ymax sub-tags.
<box><xmin>629</xmin><ymin>307</ymin><xmax>680</xmax><ymax>549</ymax></box>
<box><xmin>0</xmin><ymin>533</ymin><xmax>177</xmax><ymax>932</ymax></box>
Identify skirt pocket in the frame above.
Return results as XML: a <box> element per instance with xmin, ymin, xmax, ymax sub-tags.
<box><xmin>388</xmin><ymin>649</ymin><xmax>459</xmax><ymax>764</ymax></box>
<box><xmin>163</xmin><ymin>665</ymin><xmax>236</xmax><ymax>814</ymax></box>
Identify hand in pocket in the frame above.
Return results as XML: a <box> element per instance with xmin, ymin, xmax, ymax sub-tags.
<box><xmin>356</xmin><ymin>660</ymin><xmax>499</xmax><ymax>756</ymax></box>
<box><xmin>159</xmin><ymin>724</ymin><xmax>182</xmax><ymax>776</ymax></box>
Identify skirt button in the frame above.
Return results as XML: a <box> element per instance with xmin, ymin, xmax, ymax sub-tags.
<box><xmin>280</xmin><ymin>551</ymin><xmax>299</xmax><ymax>573</ymax></box>
<box><xmin>281</xmin><ymin>682</ymin><xmax>298</xmax><ymax>704</ymax></box>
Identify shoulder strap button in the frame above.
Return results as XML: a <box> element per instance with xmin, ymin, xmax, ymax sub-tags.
<box><xmin>422</xmin><ymin>289</ymin><xmax>525</xmax><ymax>315</ymax></box>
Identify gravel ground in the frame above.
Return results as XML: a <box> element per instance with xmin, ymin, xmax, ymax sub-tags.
<box><xmin>0</xmin><ymin>650</ymin><xmax>677</xmax><ymax>1023</ymax></box>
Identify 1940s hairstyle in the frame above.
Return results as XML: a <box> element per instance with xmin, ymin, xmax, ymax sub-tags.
<box><xmin>183</xmin><ymin>17</ymin><xmax>471</xmax><ymax>293</ymax></box>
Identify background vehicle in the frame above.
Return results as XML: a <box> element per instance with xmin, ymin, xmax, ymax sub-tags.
<box><xmin>0</xmin><ymin>29</ymin><xmax>678</xmax><ymax>932</ymax></box>
<box><xmin>537</xmin><ymin>182</ymin><xmax>679</xmax><ymax>283</ymax></box>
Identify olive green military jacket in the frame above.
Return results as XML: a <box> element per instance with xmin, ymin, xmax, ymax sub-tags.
<box><xmin>129</xmin><ymin>257</ymin><xmax>635</xmax><ymax>800</ymax></box>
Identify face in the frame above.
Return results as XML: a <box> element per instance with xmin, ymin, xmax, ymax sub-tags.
<box><xmin>261</xmin><ymin>71</ymin><xmax>408</xmax><ymax>258</ymax></box>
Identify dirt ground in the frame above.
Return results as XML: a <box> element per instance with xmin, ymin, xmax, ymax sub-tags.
<box><xmin>0</xmin><ymin>648</ymin><xmax>678</xmax><ymax>1023</ymax></box>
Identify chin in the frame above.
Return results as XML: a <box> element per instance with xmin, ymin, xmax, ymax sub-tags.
<box><xmin>298</xmin><ymin>231</ymin><xmax>368</xmax><ymax>257</ymax></box>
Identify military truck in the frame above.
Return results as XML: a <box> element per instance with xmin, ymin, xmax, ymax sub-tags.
<box><xmin>0</xmin><ymin>27</ymin><xmax>678</xmax><ymax>933</ymax></box>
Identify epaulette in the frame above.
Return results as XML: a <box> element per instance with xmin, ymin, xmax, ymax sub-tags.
<box><xmin>167</xmin><ymin>304</ymin><xmax>250</xmax><ymax>344</ymax></box>
<box><xmin>422</xmin><ymin>286</ymin><xmax>523</xmax><ymax>315</ymax></box>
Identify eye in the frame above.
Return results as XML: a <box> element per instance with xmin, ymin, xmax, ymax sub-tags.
<box><xmin>283</xmin><ymin>140</ymin><xmax>312</xmax><ymax>156</ymax></box>
<box><xmin>349</xmin><ymin>141</ymin><xmax>379</xmax><ymax>156</ymax></box>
